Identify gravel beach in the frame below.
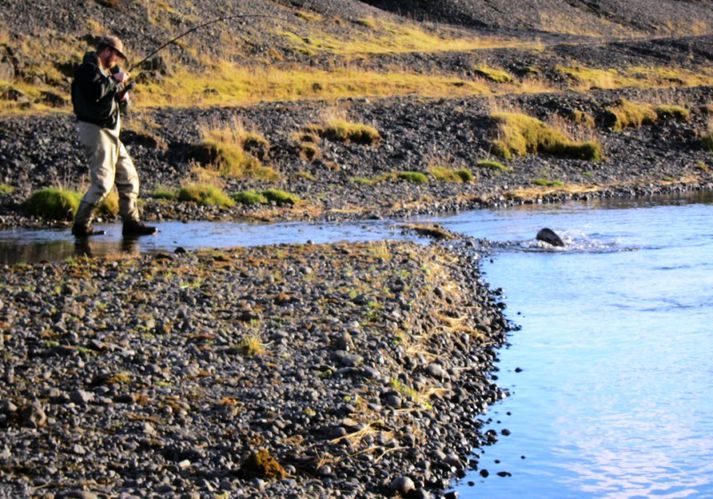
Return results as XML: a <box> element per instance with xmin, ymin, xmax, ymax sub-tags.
<box><xmin>0</xmin><ymin>240</ymin><xmax>509</xmax><ymax>497</ymax></box>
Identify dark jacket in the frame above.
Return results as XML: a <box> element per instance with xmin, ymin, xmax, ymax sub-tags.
<box><xmin>71</xmin><ymin>52</ymin><xmax>121</xmax><ymax>129</ymax></box>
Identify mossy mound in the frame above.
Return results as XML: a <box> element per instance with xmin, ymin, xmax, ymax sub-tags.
<box><xmin>492</xmin><ymin>112</ymin><xmax>602</xmax><ymax>161</ymax></box>
<box><xmin>177</xmin><ymin>184</ymin><xmax>235</xmax><ymax>208</ymax></box>
<box><xmin>24</xmin><ymin>188</ymin><xmax>81</xmax><ymax>220</ymax></box>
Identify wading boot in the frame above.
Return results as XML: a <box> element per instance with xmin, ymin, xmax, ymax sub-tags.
<box><xmin>71</xmin><ymin>224</ymin><xmax>105</xmax><ymax>237</ymax></box>
<box><xmin>123</xmin><ymin>220</ymin><xmax>157</xmax><ymax>237</ymax></box>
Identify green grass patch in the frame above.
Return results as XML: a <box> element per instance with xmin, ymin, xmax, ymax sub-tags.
<box><xmin>473</xmin><ymin>65</ymin><xmax>513</xmax><ymax>83</ymax></box>
<box><xmin>533</xmin><ymin>179</ymin><xmax>565</xmax><ymax>187</ymax></box>
<box><xmin>476</xmin><ymin>159</ymin><xmax>512</xmax><ymax>173</ymax></box>
<box><xmin>396</xmin><ymin>171</ymin><xmax>429</xmax><ymax>184</ymax></box>
<box><xmin>315</xmin><ymin>119</ymin><xmax>380</xmax><ymax>145</ymax></box>
<box><xmin>492</xmin><ymin>112</ymin><xmax>602</xmax><ymax>161</ymax></box>
<box><xmin>150</xmin><ymin>186</ymin><xmax>177</xmax><ymax>200</ymax></box>
<box><xmin>262</xmin><ymin>189</ymin><xmax>301</xmax><ymax>206</ymax></box>
<box><xmin>24</xmin><ymin>188</ymin><xmax>81</xmax><ymax>220</ymax></box>
<box><xmin>0</xmin><ymin>184</ymin><xmax>15</xmax><ymax>195</ymax></box>
<box><xmin>232</xmin><ymin>190</ymin><xmax>268</xmax><ymax>206</ymax></box>
<box><xmin>177</xmin><ymin>184</ymin><xmax>235</xmax><ymax>208</ymax></box>
<box><xmin>428</xmin><ymin>165</ymin><xmax>474</xmax><ymax>183</ymax></box>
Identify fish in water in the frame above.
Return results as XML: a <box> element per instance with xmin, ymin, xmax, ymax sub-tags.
<box><xmin>536</xmin><ymin>228</ymin><xmax>565</xmax><ymax>247</ymax></box>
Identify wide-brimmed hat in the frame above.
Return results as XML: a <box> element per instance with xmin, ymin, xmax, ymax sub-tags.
<box><xmin>96</xmin><ymin>35</ymin><xmax>127</xmax><ymax>60</ymax></box>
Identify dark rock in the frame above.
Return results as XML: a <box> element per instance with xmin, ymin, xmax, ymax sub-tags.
<box><xmin>389</xmin><ymin>476</ymin><xmax>415</xmax><ymax>495</ymax></box>
<box><xmin>536</xmin><ymin>228</ymin><xmax>565</xmax><ymax>247</ymax></box>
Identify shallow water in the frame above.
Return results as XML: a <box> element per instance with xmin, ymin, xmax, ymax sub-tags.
<box><xmin>442</xmin><ymin>193</ymin><xmax>713</xmax><ymax>498</ymax></box>
<box><xmin>2</xmin><ymin>193</ymin><xmax>712</xmax><ymax>497</ymax></box>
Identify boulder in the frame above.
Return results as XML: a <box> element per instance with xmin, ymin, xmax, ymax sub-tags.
<box><xmin>536</xmin><ymin>228</ymin><xmax>565</xmax><ymax>247</ymax></box>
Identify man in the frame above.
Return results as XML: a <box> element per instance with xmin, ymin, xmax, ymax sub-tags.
<box><xmin>71</xmin><ymin>34</ymin><xmax>156</xmax><ymax>237</ymax></box>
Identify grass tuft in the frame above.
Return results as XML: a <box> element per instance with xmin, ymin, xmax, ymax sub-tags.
<box><xmin>655</xmin><ymin>104</ymin><xmax>690</xmax><ymax>120</ymax></box>
<box><xmin>199</xmin><ymin>120</ymin><xmax>278</xmax><ymax>181</ymax></box>
<box><xmin>177</xmin><ymin>184</ymin><xmax>235</xmax><ymax>208</ymax></box>
<box><xmin>533</xmin><ymin>179</ymin><xmax>565</xmax><ymax>187</ymax></box>
<box><xmin>262</xmin><ymin>189</ymin><xmax>301</xmax><ymax>206</ymax></box>
<box><xmin>605</xmin><ymin>100</ymin><xmax>657</xmax><ymax>130</ymax></box>
<box><xmin>239</xmin><ymin>334</ymin><xmax>266</xmax><ymax>357</ymax></box>
<box><xmin>427</xmin><ymin>165</ymin><xmax>474</xmax><ymax>183</ymax></box>
<box><xmin>0</xmin><ymin>184</ymin><xmax>15</xmax><ymax>195</ymax></box>
<box><xmin>150</xmin><ymin>186</ymin><xmax>177</xmax><ymax>200</ymax></box>
<box><xmin>24</xmin><ymin>188</ymin><xmax>81</xmax><ymax>220</ymax></box>
<box><xmin>396</xmin><ymin>171</ymin><xmax>429</xmax><ymax>184</ymax></box>
<box><xmin>702</xmin><ymin>121</ymin><xmax>713</xmax><ymax>152</ymax></box>
<box><xmin>476</xmin><ymin>159</ymin><xmax>512</xmax><ymax>173</ymax></box>
<box><xmin>233</xmin><ymin>190</ymin><xmax>268</xmax><ymax>206</ymax></box>
<box><xmin>492</xmin><ymin>112</ymin><xmax>602</xmax><ymax>161</ymax></box>
<box><xmin>315</xmin><ymin>118</ymin><xmax>380</xmax><ymax>145</ymax></box>
<box><xmin>473</xmin><ymin>65</ymin><xmax>513</xmax><ymax>83</ymax></box>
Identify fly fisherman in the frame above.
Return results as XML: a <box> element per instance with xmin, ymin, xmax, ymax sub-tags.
<box><xmin>71</xmin><ymin>35</ymin><xmax>156</xmax><ymax>237</ymax></box>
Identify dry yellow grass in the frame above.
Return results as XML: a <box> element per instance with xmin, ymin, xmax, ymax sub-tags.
<box><xmin>278</xmin><ymin>19</ymin><xmax>543</xmax><ymax>56</ymax></box>
<box><xmin>131</xmin><ymin>63</ymin><xmax>493</xmax><ymax>108</ymax></box>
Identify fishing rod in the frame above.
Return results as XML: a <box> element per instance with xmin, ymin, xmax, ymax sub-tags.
<box><xmin>128</xmin><ymin>13</ymin><xmax>288</xmax><ymax>71</ymax></box>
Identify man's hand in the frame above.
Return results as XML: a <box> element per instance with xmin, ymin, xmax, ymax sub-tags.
<box><xmin>112</xmin><ymin>71</ymin><xmax>130</xmax><ymax>83</ymax></box>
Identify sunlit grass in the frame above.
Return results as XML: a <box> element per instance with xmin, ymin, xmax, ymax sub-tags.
<box><xmin>558</xmin><ymin>65</ymin><xmax>713</xmax><ymax>91</ymax></box>
<box><xmin>132</xmin><ymin>64</ymin><xmax>493</xmax><ymax>108</ymax></box>
<box><xmin>278</xmin><ymin>19</ymin><xmax>543</xmax><ymax>56</ymax></box>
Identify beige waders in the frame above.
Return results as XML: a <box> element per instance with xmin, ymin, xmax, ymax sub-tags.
<box><xmin>74</xmin><ymin>119</ymin><xmax>140</xmax><ymax>229</ymax></box>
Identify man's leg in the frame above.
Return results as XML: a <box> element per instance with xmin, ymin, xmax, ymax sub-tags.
<box><xmin>116</xmin><ymin>141</ymin><xmax>156</xmax><ymax>236</ymax></box>
<box><xmin>74</xmin><ymin>123</ymin><xmax>116</xmax><ymax>236</ymax></box>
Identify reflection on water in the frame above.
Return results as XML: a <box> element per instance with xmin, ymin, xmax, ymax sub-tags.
<box><xmin>445</xmin><ymin>193</ymin><xmax>713</xmax><ymax>497</ymax></box>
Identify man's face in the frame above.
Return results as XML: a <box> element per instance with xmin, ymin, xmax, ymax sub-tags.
<box><xmin>98</xmin><ymin>47</ymin><xmax>121</xmax><ymax>69</ymax></box>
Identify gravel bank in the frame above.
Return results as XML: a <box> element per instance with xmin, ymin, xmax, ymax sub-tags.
<box><xmin>0</xmin><ymin>239</ymin><xmax>509</xmax><ymax>497</ymax></box>
<box><xmin>1</xmin><ymin>86</ymin><xmax>712</xmax><ymax>229</ymax></box>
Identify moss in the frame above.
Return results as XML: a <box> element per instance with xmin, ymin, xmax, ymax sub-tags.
<box><xmin>150</xmin><ymin>186</ymin><xmax>177</xmax><ymax>200</ymax></box>
<box><xmin>0</xmin><ymin>184</ymin><xmax>15</xmax><ymax>195</ymax></box>
<box><xmin>533</xmin><ymin>179</ymin><xmax>565</xmax><ymax>187</ymax></box>
<box><xmin>262</xmin><ymin>189</ymin><xmax>300</xmax><ymax>206</ymax></box>
<box><xmin>177</xmin><ymin>184</ymin><xmax>235</xmax><ymax>208</ymax></box>
<box><xmin>492</xmin><ymin>112</ymin><xmax>602</xmax><ymax>161</ymax></box>
<box><xmin>233</xmin><ymin>190</ymin><xmax>268</xmax><ymax>206</ymax></box>
<box><xmin>428</xmin><ymin>165</ymin><xmax>474</xmax><ymax>183</ymax></box>
<box><xmin>473</xmin><ymin>65</ymin><xmax>513</xmax><ymax>83</ymax></box>
<box><xmin>476</xmin><ymin>159</ymin><xmax>512</xmax><ymax>173</ymax></box>
<box><xmin>317</xmin><ymin>119</ymin><xmax>380</xmax><ymax>145</ymax></box>
<box><xmin>396</xmin><ymin>171</ymin><xmax>429</xmax><ymax>184</ymax></box>
<box><xmin>25</xmin><ymin>188</ymin><xmax>81</xmax><ymax>220</ymax></box>
<box><xmin>242</xmin><ymin>449</ymin><xmax>287</xmax><ymax>480</ymax></box>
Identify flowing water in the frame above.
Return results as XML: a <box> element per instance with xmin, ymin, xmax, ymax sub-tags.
<box><xmin>1</xmin><ymin>193</ymin><xmax>712</xmax><ymax>497</ymax></box>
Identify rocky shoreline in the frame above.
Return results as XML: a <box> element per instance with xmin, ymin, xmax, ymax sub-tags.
<box><xmin>0</xmin><ymin>239</ymin><xmax>510</xmax><ymax>497</ymax></box>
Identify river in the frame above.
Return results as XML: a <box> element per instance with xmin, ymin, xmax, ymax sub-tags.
<box><xmin>1</xmin><ymin>193</ymin><xmax>712</xmax><ymax>497</ymax></box>
<box><xmin>441</xmin><ymin>193</ymin><xmax>713</xmax><ymax>498</ymax></box>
